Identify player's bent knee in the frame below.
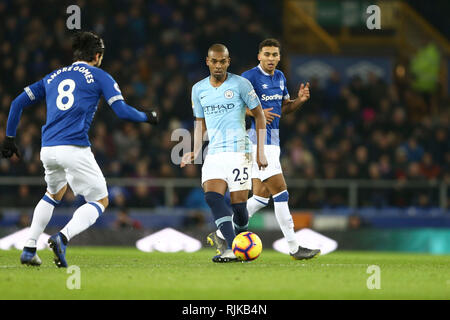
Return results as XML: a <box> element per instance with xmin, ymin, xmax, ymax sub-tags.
<box><xmin>97</xmin><ymin>197</ymin><xmax>109</xmax><ymax>209</ymax></box>
<box><xmin>253</xmin><ymin>179</ymin><xmax>271</xmax><ymax>198</ymax></box>
<box><xmin>273</xmin><ymin>190</ymin><xmax>289</xmax><ymax>202</ymax></box>
<box><xmin>230</xmin><ymin>191</ymin><xmax>249</xmax><ymax>204</ymax></box>
<box><xmin>49</xmin><ymin>184</ymin><xmax>68</xmax><ymax>202</ymax></box>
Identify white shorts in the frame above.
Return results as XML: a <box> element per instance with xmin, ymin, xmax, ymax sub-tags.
<box><xmin>251</xmin><ymin>144</ymin><xmax>283</xmax><ymax>181</ymax></box>
<box><xmin>40</xmin><ymin>146</ymin><xmax>108</xmax><ymax>202</ymax></box>
<box><xmin>201</xmin><ymin>152</ymin><xmax>252</xmax><ymax>192</ymax></box>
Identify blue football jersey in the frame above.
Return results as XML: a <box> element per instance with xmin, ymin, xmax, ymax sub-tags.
<box><xmin>192</xmin><ymin>72</ymin><xmax>260</xmax><ymax>154</ymax></box>
<box><xmin>242</xmin><ymin>65</ymin><xmax>290</xmax><ymax>146</ymax></box>
<box><xmin>23</xmin><ymin>61</ymin><xmax>124</xmax><ymax>147</ymax></box>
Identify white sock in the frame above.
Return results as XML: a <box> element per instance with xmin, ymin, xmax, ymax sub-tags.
<box><xmin>273</xmin><ymin>191</ymin><xmax>298</xmax><ymax>254</ymax></box>
<box><xmin>247</xmin><ymin>195</ymin><xmax>269</xmax><ymax>218</ymax></box>
<box><xmin>25</xmin><ymin>194</ymin><xmax>58</xmax><ymax>248</ymax></box>
<box><xmin>216</xmin><ymin>195</ymin><xmax>270</xmax><ymax>240</ymax></box>
<box><xmin>216</xmin><ymin>228</ymin><xmax>224</xmax><ymax>240</ymax></box>
<box><xmin>60</xmin><ymin>202</ymin><xmax>104</xmax><ymax>241</ymax></box>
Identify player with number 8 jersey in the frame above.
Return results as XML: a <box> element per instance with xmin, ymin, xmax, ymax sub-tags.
<box><xmin>1</xmin><ymin>31</ymin><xmax>158</xmax><ymax>268</ymax></box>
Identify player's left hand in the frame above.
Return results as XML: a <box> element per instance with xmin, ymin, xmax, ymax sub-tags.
<box><xmin>298</xmin><ymin>82</ymin><xmax>310</xmax><ymax>104</ymax></box>
<box><xmin>257</xmin><ymin>152</ymin><xmax>268</xmax><ymax>170</ymax></box>
<box><xmin>1</xmin><ymin>136</ymin><xmax>20</xmax><ymax>159</ymax></box>
<box><xmin>180</xmin><ymin>152</ymin><xmax>194</xmax><ymax>168</ymax></box>
<box><xmin>139</xmin><ymin>107</ymin><xmax>159</xmax><ymax>125</ymax></box>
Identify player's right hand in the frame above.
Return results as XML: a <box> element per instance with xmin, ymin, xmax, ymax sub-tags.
<box><xmin>257</xmin><ymin>153</ymin><xmax>268</xmax><ymax>170</ymax></box>
<box><xmin>263</xmin><ymin>107</ymin><xmax>280</xmax><ymax>124</ymax></box>
<box><xmin>180</xmin><ymin>152</ymin><xmax>194</xmax><ymax>168</ymax></box>
<box><xmin>1</xmin><ymin>136</ymin><xmax>20</xmax><ymax>159</ymax></box>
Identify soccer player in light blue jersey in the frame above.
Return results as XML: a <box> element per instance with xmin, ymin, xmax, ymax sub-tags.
<box><xmin>181</xmin><ymin>44</ymin><xmax>267</xmax><ymax>263</ymax></box>
<box><xmin>1</xmin><ymin>31</ymin><xmax>158</xmax><ymax>267</ymax></box>
<box><xmin>212</xmin><ymin>39</ymin><xmax>320</xmax><ymax>260</ymax></box>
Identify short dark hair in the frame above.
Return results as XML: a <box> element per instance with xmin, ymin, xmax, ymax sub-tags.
<box><xmin>72</xmin><ymin>31</ymin><xmax>105</xmax><ymax>62</ymax></box>
<box><xmin>208</xmin><ymin>43</ymin><xmax>228</xmax><ymax>54</ymax></box>
<box><xmin>258</xmin><ymin>38</ymin><xmax>281</xmax><ymax>52</ymax></box>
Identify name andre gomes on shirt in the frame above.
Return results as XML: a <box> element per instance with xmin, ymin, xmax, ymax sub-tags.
<box><xmin>47</xmin><ymin>65</ymin><xmax>94</xmax><ymax>84</ymax></box>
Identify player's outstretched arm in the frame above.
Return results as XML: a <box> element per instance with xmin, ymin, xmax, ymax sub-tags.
<box><xmin>249</xmin><ymin>105</ymin><xmax>268</xmax><ymax>170</ymax></box>
<box><xmin>181</xmin><ymin>117</ymin><xmax>206</xmax><ymax>168</ymax></box>
<box><xmin>282</xmin><ymin>82</ymin><xmax>310</xmax><ymax>114</ymax></box>
<box><xmin>110</xmin><ymin>100</ymin><xmax>158</xmax><ymax>125</ymax></box>
<box><xmin>2</xmin><ymin>88</ymin><xmax>44</xmax><ymax>159</ymax></box>
<box><xmin>98</xmin><ymin>70</ymin><xmax>158</xmax><ymax>125</ymax></box>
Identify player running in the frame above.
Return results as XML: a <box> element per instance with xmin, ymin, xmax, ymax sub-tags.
<box><xmin>209</xmin><ymin>39</ymin><xmax>320</xmax><ymax>260</ymax></box>
<box><xmin>1</xmin><ymin>31</ymin><xmax>158</xmax><ymax>267</ymax></box>
<box><xmin>180</xmin><ymin>44</ymin><xmax>267</xmax><ymax>263</ymax></box>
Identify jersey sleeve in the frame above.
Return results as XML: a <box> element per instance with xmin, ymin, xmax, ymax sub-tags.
<box><xmin>24</xmin><ymin>79</ymin><xmax>46</xmax><ymax>102</ymax></box>
<box><xmin>6</xmin><ymin>80</ymin><xmax>46</xmax><ymax>137</ymax></box>
<box><xmin>97</xmin><ymin>70</ymin><xmax>125</xmax><ymax>106</ymax></box>
<box><xmin>191</xmin><ymin>84</ymin><xmax>204</xmax><ymax>118</ymax></box>
<box><xmin>239</xmin><ymin>77</ymin><xmax>260</xmax><ymax>110</ymax></box>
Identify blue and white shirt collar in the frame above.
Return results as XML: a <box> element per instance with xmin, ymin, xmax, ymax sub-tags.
<box><xmin>72</xmin><ymin>61</ymin><xmax>89</xmax><ymax>65</ymax></box>
<box><xmin>257</xmin><ymin>64</ymin><xmax>271</xmax><ymax>76</ymax></box>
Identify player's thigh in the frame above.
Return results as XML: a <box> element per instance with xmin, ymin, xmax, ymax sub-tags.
<box><xmin>263</xmin><ymin>173</ymin><xmax>287</xmax><ymax>195</ymax></box>
<box><xmin>203</xmin><ymin>179</ymin><xmax>228</xmax><ymax>195</ymax></box>
<box><xmin>62</xmin><ymin>146</ymin><xmax>108</xmax><ymax>202</ymax></box>
<box><xmin>227</xmin><ymin>152</ymin><xmax>252</xmax><ymax>194</ymax></box>
<box><xmin>201</xmin><ymin>153</ymin><xmax>228</xmax><ymax>195</ymax></box>
<box><xmin>252</xmin><ymin>178</ymin><xmax>271</xmax><ymax>198</ymax></box>
<box><xmin>252</xmin><ymin>144</ymin><xmax>283</xmax><ymax>186</ymax></box>
<box><xmin>40</xmin><ymin>147</ymin><xmax>68</xmax><ymax>196</ymax></box>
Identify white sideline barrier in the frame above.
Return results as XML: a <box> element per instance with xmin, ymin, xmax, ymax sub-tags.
<box><xmin>136</xmin><ymin>227</ymin><xmax>202</xmax><ymax>253</ymax></box>
<box><xmin>0</xmin><ymin>227</ymin><xmax>50</xmax><ymax>250</ymax></box>
<box><xmin>272</xmin><ymin>228</ymin><xmax>338</xmax><ymax>255</ymax></box>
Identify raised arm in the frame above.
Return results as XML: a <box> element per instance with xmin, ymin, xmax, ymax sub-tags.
<box><xmin>99</xmin><ymin>70</ymin><xmax>158</xmax><ymax>124</ymax></box>
<box><xmin>110</xmin><ymin>100</ymin><xmax>158</xmax><ymax>124</ymax></box>
<box><xmin>282</xmin><ymin>82</ymin><xmax>310</xmax><ymax>114</ymax></box>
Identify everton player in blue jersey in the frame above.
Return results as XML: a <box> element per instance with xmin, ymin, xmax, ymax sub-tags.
<box><xmin>1</xmin><ymin>31</ymin><xmax>158</xmax><ymax>267</ymax></box>
<box><xmin>211</xmin><ymin>39</ymin><xmax>320</xmax><ymax>260</ymax></box>
<box><xmin>180</xmin><ymin>44</ymin><xmax>267</xmax><ymax>263</ymax></box>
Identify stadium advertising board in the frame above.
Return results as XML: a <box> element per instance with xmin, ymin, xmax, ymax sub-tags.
<box><xmin>289</xmin><ymin>55</ymin><xmax>392</xmax><ymax>88</ymax></box>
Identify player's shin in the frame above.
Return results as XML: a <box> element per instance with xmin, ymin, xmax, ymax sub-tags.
<box><xmin>25</xmin><ymin>193</ymin><xmax>60</xmax><ymax>248</ymax></box>
<box><xmin>231</xmin><ymin>202</ymin><xmax>249</xmax><ymax>234</ymax></box>
<box><xmin>273</xmin><ymin>190</ymin><xmax>299</xmax><ymax>254</ymax></box>
<box><xmin>60</xmin><ymin>201</ymin><xmax>104</xmax><ymax>242</ymax></box>
<box><xmin>205</xmin><ymin>192</ymin><xmax>235</xmax><ymax>248</ymax></box>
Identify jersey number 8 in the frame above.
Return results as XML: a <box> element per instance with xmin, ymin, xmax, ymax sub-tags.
<box><xmin>56</xmin><ymin>79</ymin><xmax>76</xmax><ymax>111</ymax></box>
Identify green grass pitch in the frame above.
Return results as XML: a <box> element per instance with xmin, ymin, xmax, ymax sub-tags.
<box><xmin>0</xmin><ymin>247</ymin><xmax>449</xmax><ymax>300</ymax></box>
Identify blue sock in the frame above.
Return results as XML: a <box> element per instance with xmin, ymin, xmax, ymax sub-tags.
<box><xmin>231</xmin><ymin>202</ymin><xmax>249</xmax><ymax>235</ymax></box>
<box><xmin>204</xmin><ymin>192</ymin><xmax>235</xmax><ymax>249</ymax></box>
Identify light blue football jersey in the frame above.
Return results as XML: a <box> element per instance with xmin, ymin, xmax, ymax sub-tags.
<box><xmin>192</xmin><ymin>72</ymin><xmax>260</xmax><ymax>154</ymax></box>
<box><xmin>242</xmin><ymin>65</ymin><xmax>290</xmax><ymax>146</ymax></box>
<box><xmin>22</xmin><ymin>61</ymin><xmax>124</xmax><ymax>147</ymax></box>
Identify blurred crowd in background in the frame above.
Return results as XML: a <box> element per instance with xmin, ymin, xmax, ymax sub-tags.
<box><xmin>0</xmin><ymin>0</ymin><xmax>448</xmax><ymax>211</ymax></box>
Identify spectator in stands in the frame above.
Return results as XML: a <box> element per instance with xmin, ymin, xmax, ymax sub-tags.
<box><xmin>113</xmin><ymin>207</ymin><xmax>142</xmax><ymax>230</ymax></box>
